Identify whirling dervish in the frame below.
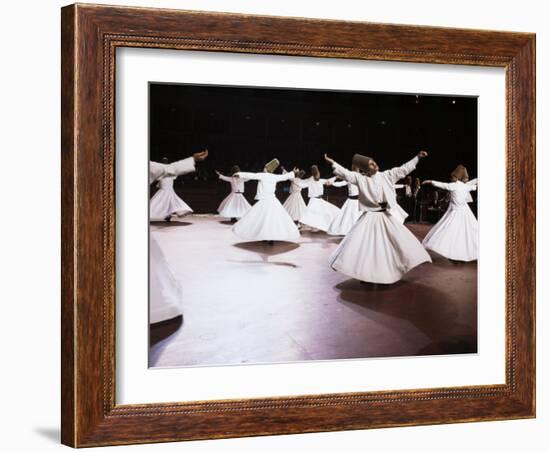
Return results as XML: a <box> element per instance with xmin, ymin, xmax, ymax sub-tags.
<box><xmin>421</xmin><ymin>165</ymin><xmax>478</xmax><ymax>262</ymax></box>
<box><xmin>327</xmin><ymin>177</ymin><xmax>362</xmax><ymax>236</ymax></box>
<box><xmin>149</xmin><ymin>150</ymin><xmax>208</xmax><ymax>323</ymax></box>
<box><xmin>232</xmin><ymin>159</ymin><xmax>300</xmax><ymax>243</ymax></box>
<box><xmin>324</xmin><ymin>151</ymin><xmax>432</xmax><ymax>284</ymax></box>
<box><xmin>299</xmin><ymin>164</ymin><xmax>340</xmax><ymax>232</ymax></box>
<box><xmin>282</xmin><ymin>167</ymin><xmax>307</xmax><ymax>223</ymax></box>
<box><xmin>150</xmin><ymin>157</ymin><xmax>193</xmax><ymax>222</ymax></box>
<box><xmin>216</xmin><ymin>165</ymin><xmax>252</xmax><ymax>222</ymax></box>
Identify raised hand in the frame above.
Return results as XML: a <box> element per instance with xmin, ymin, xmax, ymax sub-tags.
<box><xmin>324</xmin><ymin>154</ymin><xmax>335</xmax><ymax>165</ymax></box>
<box><xmin>417</xmin><ymin>150</ymin><xmax>428</xmax><ymax>158</ymax></box>
<box><xmin>193</xmin><ymin>149</ymin><xmax>209</xmax><ymax>161</ymax></box>
<box><xmin>422</xmin><ymin>180</ymin><xmax>432</xmax><ymax>185</ymax></box>
<box><xmin>215</xmin><ymin>170</ymin><xmax>221</xmax><ymax>176</ymax></box>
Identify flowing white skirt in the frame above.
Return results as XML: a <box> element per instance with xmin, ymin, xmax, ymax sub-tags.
<box><xmin>283</xmin><ymin>192</ymin><xmax>307</xmax><ymax>221</ymax></box>
<box><xmin>150</xmin><ymin>188</ymin><xmax>193</xmax><ymax>221</ymax></box>
<box><xmin>327</xmin><ymin>199</ymin><xmax>362</xmax><ymax>236</ymax></box>
<box><xmin>422</xmin><ymin>205</ymin><xmax>478</xmax><ymax>261</ymax></box>
<box><xmin>150</xmin><ymin>234</ymin><xmax>183</xmax><ymax>323</ymax></box>
<box><xmin>300</xmin><ymin>198</ymin><xmax>340</xmax><ymax>231</ymax></box>
<box><xmin>233</xmin><ymin>196</ymin><xmax>300</xmax><ymax>242</ymax></box>
<box><xmin>330</xmin><ymin>212</ymin><xmax>432</xmax><ymax>284</ymax></box>
<box><xmin>217</xmin><ymin>193</ymin><xmax>252</xmax><ymax>219</ymax></box>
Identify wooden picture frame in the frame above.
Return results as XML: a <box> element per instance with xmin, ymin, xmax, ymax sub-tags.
<box><xmin>61</xmin><ymin>3</ymin><xmax>535</xmax><ymax>447</ymax></box>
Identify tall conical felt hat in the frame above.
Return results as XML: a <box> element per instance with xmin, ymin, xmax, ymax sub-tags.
<box><xmin>451</xmin><ymin>165</ymin><xmax>469</xmax><ymax>182</ymax></box>
<box><xmin>264</xmin><ymin>158</ymin><xmax>280</xmax><ymax>173</ymax></box>
<box><xmin>311</xmin><ymin>165</ymin><xmax>321</xmax><ymax>180</ymax></box>
<box><xmin>230</xmin><ymin>165</ymin><xmax>240</xmax><ymax>176</ymax></box>
<box><xmin>352</xmin><ymin>154</ymin><xmax>373</xmax><ymax>172</ymax></box>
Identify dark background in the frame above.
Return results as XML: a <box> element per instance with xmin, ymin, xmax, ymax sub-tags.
<box><xmin>149</xmin><ymin>83</ymin><xmax>478</xmax><ymax>215</ymax></box>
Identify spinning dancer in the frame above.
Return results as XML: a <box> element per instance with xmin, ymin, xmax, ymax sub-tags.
<box><xmin>421</xmin><ymin>165</ymin><xmax>478</xmax><ymax>261</ymax></box>
<box><xmin>327</xmin><ymin>177</ymin><xmax>362</xmax><ymax>236</ymax></box>
<box><xmin>149</xmin><ymin>150</ymin><xmax>208</xmax><ymax>323</ymax></box>
<box><xmin>282</xmin><ymin>168</ymin><xmax>307</xmax><ymax>222</ymax></box>
<box><xmin>299</xmin><ymin>165</ymin><xmax>340</xmax><ymax>232</ymax></box>
<box><xmin>232</xmin><ymin>159</ymin><xmax>300</xmax><ymax>243</ymax></box>
<box><xmin>216</xmin><ymin>165</ymin><xmax>252</xmax><ymax>222</ymax></box>
<box><xmin>324</xmin><ymin>151</ymin><xmax>432</xmax><ymax>284</ymax></box>
<box><xmin>150</xmin><ymin>158</ymin><xmax>193</xmax><ymax>222</ymax></box>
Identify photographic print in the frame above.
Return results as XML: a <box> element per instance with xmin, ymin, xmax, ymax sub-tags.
<box><xmin>148</xmin><ymin>83</ymin><xmax>478</xmax><ymax>368</ymax></box>
<box><xmin>61</xmin><ymin>4</ymin><xmax>535</xmax><ymax>445</ymax></box>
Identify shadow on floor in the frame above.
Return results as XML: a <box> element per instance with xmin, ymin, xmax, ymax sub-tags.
<box><xmin>150</xmin><ymin>315</ymin><xmax>183</xmax><ymax>347</ymax></box>
<box><xmin>150</xmin><ymin>221</ymin><xmax>193</xmax><ymax>227</ymax></box>
<box><xmin>232</xmin><ymin>241</ymin><xmax>300</xmax><ymax>266</ymax></box>
<box><xmin>334</xmin><ymin>279</ymin><xmax>477</xmax><ymax>356</ymax></box>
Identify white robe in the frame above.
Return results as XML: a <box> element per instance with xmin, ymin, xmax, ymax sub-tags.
<box><xmin>422</xmin><ymin>180</ymin><xmax>479</xmax><ymax>261</ymax></box>
<box><xmin>232</xmin><ymin>171</ymin><xmax>300</xmax><ymax>242</ymax></box>
<box><xmin>217</xmin><ymin>174</ymin><xmax>251</xmax><ymax>219</ymax></box>
<box><xmin>149</xmin><ymin>176</ymin><xmax>193</xmax><ymax>221</ymax></box>
<box><xmin>283</xmin><ymin>177</ymin><xmax>307</xmax><ymax>221</ymax></box>
<box><xmin>299</xmin><ymin>177</ymin><xmax>340</xmax><ymax>231</ymax></box>
<box><xmin>329</xmin><ymin>158</ymin><xmax>431</xmax><ymax>284</ymax></box>
<box><xmin>327</xmin><ymin>180</ymin><xmax>362</xmax><ymax>236</ymax></box>
<box><xmin>149</xmin><ymin>157</ymin><xmax>195</xmax><ymax>323</ymax></box>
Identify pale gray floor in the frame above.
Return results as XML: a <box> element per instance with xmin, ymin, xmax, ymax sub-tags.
<box><xmin>150</xmin><ymin>215</ymin><xmax>477</xmax><ymax>368</ymax></box>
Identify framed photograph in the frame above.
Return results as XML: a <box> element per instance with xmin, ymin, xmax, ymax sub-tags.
<box><xmin>61</xmin><ymin>3</ymin><xmax>535</xmax><ymax>447</ymax></box>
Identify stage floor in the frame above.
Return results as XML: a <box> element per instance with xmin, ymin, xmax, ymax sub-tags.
<box><xmin>150</xmin><ymin>215</ymin><xmax>477</xmax><ymax>368</ymax></box>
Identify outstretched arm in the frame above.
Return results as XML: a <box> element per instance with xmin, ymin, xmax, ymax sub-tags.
<box><xmin>235</xmin><ymin>172</ymin><xmax>260</xmax><ymax>181</ymax></box>
<box><xmin>386</xmin><ymin>150</ymin><xmax>428</xmax><ymax>184</ymax></box>
<box><xmin>149</xmin><ymin>158</ymin><xmax>195</xmax><ymax>183</ymax></box>
<box><xmin>149</xmin><ymin>149</ymin><xmax>208</xmax><ymax>183</ymax></box>
<box><xmin>466</xmin><ymin>178</ymin><xmax>478</xmax><ymax>191</ymax></box>
<box><xmin>216</xmin><ymin>171</ymin><xmax>232</xmax><ymax>182</ymax></box>
<box><xmin>272</xmin><ymin>170</ymin><xmax>295</xmax><ymax>182</ymax></box>
<box><xmin>423</xmin><ymin>180</ymin><xmax>453</xmax><ymax>191</ymax></box>
<box><xmin>325</xmin><ymin>154</ymin><xmax>359</xmax><ymax>185</ymax></box>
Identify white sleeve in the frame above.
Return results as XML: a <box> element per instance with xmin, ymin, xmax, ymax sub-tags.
<box><xmin>149</xmin><ymin>157</ymin><xmax>196</xmax><ymax>184</ymax></box>
<box><xmin>149</xmin><ymin>162</ymin><xmax>168</xmax><ymax>183</ymax></box>
<box><xmin>466</xmin><ymin>178</ymin><xmax>478</xmax><ymax>191</ymax></box>
<box><xmin>236</xmin><ymin>172</ymin><xmax>260</xmax><ymax>181</ymax></box>
<box><xmin>273</xmin><ymin>171</ymin><xmax>295</xmax><ymax>182</ymax></box>
<box><xmin>218</xmin><ymin>174</ymin><xmax>232</xmax><ymax>182</ymax></box>
<box><xmin>294</xmin><ymin>178</ymin><xmax>309</xmax><ymax>188</ymax></box>
<box><xmin>332</xmin><ymin>163</ymin><xmax>359</xmax><ymax>185</ymax></box>
<box><xmin>385</xmin><ymin>156</ymin><xmax>419</xmax><ymax>184</ymax></box>
<box><xmin>431</xmin><ymin>180</ymin><xmax>453</xmax><ymax>191</ymax></box>
<box><xmin>171</xmin><ymin>157</ymin><xmax>196</xmax><ymax>175</ymax></box>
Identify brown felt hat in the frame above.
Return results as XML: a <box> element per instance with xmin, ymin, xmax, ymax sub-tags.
<box><xmin>264</xmin><ymin>158</ymin><xmax>280</xmax><ymax>173</ymax></box>
<box><xmin>311</xmin><ymin>165</ymin><xmax>320</xmax><ymax>180</ymax></box>
<box><xmin>352</xmin><ymin>154</ymin><xmax>373</xmax><ymax>172</ymax></box>
<box><xmin>297</xmin><ymin>169</ymin><xmax>306</xmax><ymax>179</ymax></box>
<box><xmin>451</xmin><ymin>165</ymin><xmax>469</xmax><ymax>182</ymax></box>
<box><xmin>230</xmin><ymin>165</ymin><xmax>240</xmax><ymax>176</ymax></box>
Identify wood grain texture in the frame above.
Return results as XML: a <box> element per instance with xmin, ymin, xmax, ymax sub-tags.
<box><xmin>60</xmin><ymin>3</ymin><xmax>536</xmax><ymax>447</ymax></box>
